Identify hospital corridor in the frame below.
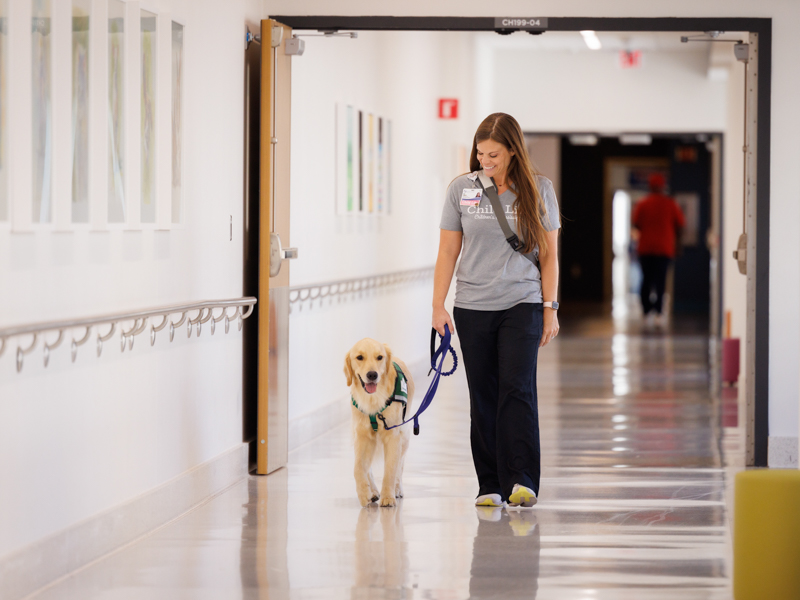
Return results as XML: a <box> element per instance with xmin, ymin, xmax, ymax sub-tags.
<box><xmin>28</xmin><ymin>314</ymin><xmax>742</xmax><ymax>599</ymax></box>
<box><xmin>2</xmin><ymin>2</ymin><xmax>800</xmax><ymax>600</ymax></box>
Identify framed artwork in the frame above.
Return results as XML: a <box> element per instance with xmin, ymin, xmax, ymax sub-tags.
<box><xmin>336</xmin><ymin>103</ymin><xmax>390</xmax><ymax>215</ymax></box>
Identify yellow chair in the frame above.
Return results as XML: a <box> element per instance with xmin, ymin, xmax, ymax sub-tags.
<box><xmin>734</xmin><ymin>469</ymin><xmax>800</xmax><ymax>599</ymax></box>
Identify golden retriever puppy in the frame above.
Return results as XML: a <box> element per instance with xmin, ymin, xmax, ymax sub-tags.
<box><xmin>344</xmin><ymin>338</ymin><xmax>415</xmax><ymax>507</ymax></box>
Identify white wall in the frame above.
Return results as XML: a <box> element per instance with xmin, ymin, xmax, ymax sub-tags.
<box><xmin>268</xmin><ymin>0</ymin><xmax>800</xmax><ymax>463</ymax></box>
<box><xmin>486</xmin><ymin>44</ymin><xmax>726</xmax><ymax>134</ymax></box>
<box><xmin>0</xmin><ymin>0</ymin><xmax>262</xmax><ymax>559</ymax></box>
<box><xmin>287</xmin><ymin>31</ymin><xmax>475</xmax><ymax>425</ymax></box>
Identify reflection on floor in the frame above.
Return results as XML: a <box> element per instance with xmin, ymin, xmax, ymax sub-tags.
<box><xmin>33</xmin><ymin>313</ymin><xmax>744</xmax><ymax>600</ymax></box>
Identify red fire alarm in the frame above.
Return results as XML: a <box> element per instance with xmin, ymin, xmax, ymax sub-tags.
<box><xmin>438</xmin><ymin>98</ymin><xmax>459</xmax><ymax>119</ymax></box>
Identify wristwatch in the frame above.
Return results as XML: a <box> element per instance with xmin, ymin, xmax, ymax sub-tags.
<box><xmin>543</xmin><ymin>301</ymin><xmax>559</xmax><ymax>310</ymax></box>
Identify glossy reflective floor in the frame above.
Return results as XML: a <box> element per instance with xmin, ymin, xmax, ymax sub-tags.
<box><xmin>33</xmin><ymin>311</ymin><xmax>744</xmax><ymax>600</ymax></box>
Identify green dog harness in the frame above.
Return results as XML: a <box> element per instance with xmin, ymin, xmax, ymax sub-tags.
<box><xmin>351</xmin><ymin>362</ymin><xmax>409</xmax><ymax>432</ymax></box>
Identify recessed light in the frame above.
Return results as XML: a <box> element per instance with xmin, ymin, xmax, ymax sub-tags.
<box><xmin>619</xmin><ymin>134</ymin><xmax>653</xmax><ymax>145</ymax></box>
<box><xmin>580</xmin><ymin>30</ymin><xmax>602</xmax><ymax>50</ymax></box>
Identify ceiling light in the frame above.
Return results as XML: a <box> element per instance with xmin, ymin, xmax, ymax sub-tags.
<box><xmin>569</xmin><ymin>134</ymin><xmax>599</xmax><ymax>146</ymax></box>
<box><xmin>581</xmin><ymin>30</ymin><xmax>602</xmax><ymax>50</ymax></box>
<box><xmin>619</xmin><ymin>134</ymin><xmax>653</xmax><ymax>145</ymax></box>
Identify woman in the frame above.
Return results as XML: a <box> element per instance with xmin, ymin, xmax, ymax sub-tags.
<box><xmin>432</xmin><ymin>113</ymin><xmax>560</xmax><ymax>508</ymax></box>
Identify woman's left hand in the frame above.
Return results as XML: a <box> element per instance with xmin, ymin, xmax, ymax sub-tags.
<box><xmin>540</xmin><ymin>308</ymin><xmax>559</xmax><ymax>347</ymax></box>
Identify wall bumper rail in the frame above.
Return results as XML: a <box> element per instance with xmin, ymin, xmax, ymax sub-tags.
<box><xmin>0</xmin><ymin>298</ymin><xmax>257</xmax><ymax>373</ymax></box>
<box><xmin>288</xmin><ymin>266</ymin><xmax>434</xmax><ymax>312</ymax></box>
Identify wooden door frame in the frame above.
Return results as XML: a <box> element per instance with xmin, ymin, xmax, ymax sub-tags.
<box><xmin>257</xmin><ymin>19</ymin><xmax>292</xmax><ymax>475</ymax></box>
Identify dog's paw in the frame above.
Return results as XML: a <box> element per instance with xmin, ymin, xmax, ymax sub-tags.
<box><xmin>379</xmin><ymin>495</ymin><xmax>396</xmax><ymax>508</ymax></box>
<box><xmin>358</xmin><ymin>493</ymin><xmax>376</xmax><ymax>507</ymax></box>
<box><xmin>395</xmin><ymin>484</ymin><xmax>404</xmax><ymax>498</ymax></box>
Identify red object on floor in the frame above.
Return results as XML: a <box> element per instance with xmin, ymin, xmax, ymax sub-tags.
<box><xmin>722</xmin><ymin>338</ymin><xmax>740</xmax><ymax>384</ymax></box>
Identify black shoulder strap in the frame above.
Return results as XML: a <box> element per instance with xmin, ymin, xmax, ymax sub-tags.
<box><xmin>475</xmin><ymin>172</ymin><xmax>539</xmax><ymax>267</ymax></box>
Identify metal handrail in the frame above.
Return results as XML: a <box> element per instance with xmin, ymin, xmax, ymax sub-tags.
<box><xmin>0</xmin><ymin>297</ymin><xmax>257</xmax><ymax>373</ymax></box>
<box><xmin>289</xmin><ymin>266</ymin><xmax>434</xmax><ymax>311</ymax></box>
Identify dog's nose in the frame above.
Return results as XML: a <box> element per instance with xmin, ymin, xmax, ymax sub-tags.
<box><xmin>366</xmin><ymin>371</ymin><xmax>378</xmax><ymax>382</ymax></box>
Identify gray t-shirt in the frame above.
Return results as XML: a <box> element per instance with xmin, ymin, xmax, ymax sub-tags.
<box><xmin>440</xmin><ymin>171</ymin><xmax>560</xmax><ymax>310</ymax></box>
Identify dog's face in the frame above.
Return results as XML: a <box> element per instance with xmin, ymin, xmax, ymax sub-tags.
<box><xmin>344</xmin><ymin>338</ymin><xmax>393</xmax><ymax>395</ymax></box>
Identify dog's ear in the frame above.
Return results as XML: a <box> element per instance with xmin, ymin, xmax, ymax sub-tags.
<box><xmin>343</xmin><ymin>352</ymin><xmax>354</xmax><ymax>387</ymax></box>
<box><xmin>382</xmin><ymin>344</ymin><xmax>393</xmax><ymax>369</ymax></box>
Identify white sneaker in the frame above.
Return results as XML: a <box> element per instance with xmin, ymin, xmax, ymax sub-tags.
<box><xmin>475</xmin><ymin>493</ymin><xmax>505</xmax><ymax>508</ymax></box>
<box><xmin>508</xmin><ymin>484</ymin><xmax>537</xmax><ymax>508</ymax></box>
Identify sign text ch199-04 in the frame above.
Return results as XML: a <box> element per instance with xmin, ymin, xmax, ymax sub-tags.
<box><xmin>494</xmin><ymin>18</ymin><xmax>549</xmax><ymax>31</ymax></box>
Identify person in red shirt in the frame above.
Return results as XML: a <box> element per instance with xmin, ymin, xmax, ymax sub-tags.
<box><xmin>632</xmin><ymin>173</ymin><xmax>686</xmax><ymax>327</ymax></box>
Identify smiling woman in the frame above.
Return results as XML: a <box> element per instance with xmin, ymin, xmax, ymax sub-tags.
<box><xmin>475</xmin><ymin>139</ymin><xmax>513</xmax><ymax>193</ymax></box>
<box><xmin>433</xmin><ymin>112</ymin><xmax>561</xmax><ymax>509</ymax></box>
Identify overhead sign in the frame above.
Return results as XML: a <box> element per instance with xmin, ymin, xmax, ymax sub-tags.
<box><xmin>494</xmin><ymin>17</ymin><xmax>548</xmax><ymax>31</ymax></box>
<box><xmin>438</xmin><ymin>98</ymin><xmax>459</xmax><ymax>120</ymax></box>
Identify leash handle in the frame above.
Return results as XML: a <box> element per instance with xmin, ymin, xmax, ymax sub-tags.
<box><xmin>384</xmin><ymin>324</ymin><xmax>457</xmax><ymax>435</ymax></box>
<box><xmin>429</xmin><ymin>325</ymin><xmax>457</xmax><ymax>377</ymax></box>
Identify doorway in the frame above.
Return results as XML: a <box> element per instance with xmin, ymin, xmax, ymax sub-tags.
<box><xmin>270</xmin><ymin>15</ymin><xmax>771</xmax><ymax>465</ymax></box>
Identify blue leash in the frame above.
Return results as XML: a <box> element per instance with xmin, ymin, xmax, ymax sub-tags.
<box><xmin>383</xmin><ymin>324</ymin><xmax>458</xmax><ymax>435</ymax></box>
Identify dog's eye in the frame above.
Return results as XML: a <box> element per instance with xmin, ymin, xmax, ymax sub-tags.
<box><xmin>377</xmin><ymin>355</ymin><xmax>383</xmax><ymax>360</ymax></box>
<box><xmin>356</xmin><ymin>355</ymin><xmax>363</xmax><ymax>361</ymax></box>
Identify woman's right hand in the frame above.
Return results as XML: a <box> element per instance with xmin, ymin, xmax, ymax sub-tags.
<box><xmin>432</xmin><ymin>306</ymin><xmax>455</xmax><ymax>337</ymax></box>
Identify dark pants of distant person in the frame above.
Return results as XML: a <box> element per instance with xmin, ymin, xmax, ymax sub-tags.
<box><xmin>453</xmin><ymin>303</ymin><xmax>543</xmax><ymax>501</ymax></box>
<box><xmin>639</xmin><ymin>255</ymin><xmax>671</xmax><ymax>315</ymax></box>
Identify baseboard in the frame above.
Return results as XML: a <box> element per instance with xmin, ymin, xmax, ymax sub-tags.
<box><xmin>0</xmin><ymin>443</ymin><xmax>249</xmax><ymax>600</ymax></box>
<box><xmin>289</xmin><ymin>395</ymin><xmax>351</xmax><ymax>451</ymax></box>
<box><xmin>768</xmin><ymin>436</ymin><xmax>799</xmax><ymax>468</ymax></box>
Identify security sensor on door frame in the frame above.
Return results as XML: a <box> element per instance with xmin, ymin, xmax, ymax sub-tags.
<box><xmin>286</xmin><ymin>36</ymin><xmax>305</xmax><ymax>56</ymax></box>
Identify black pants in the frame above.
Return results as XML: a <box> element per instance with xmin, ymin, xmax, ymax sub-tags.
<box><xmin>639</xmin><ymin>255</ymin><xmax>671</xmax><ymax>315</ymax></box>
<box><xmin>453</xmin><ymin>303</ymin><xmax>543</xmax><ymax>501</ymax></box>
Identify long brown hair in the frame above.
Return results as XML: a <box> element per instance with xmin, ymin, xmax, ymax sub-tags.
<box><xmin>469</xmin><ymin>113</ymin><xmax>550</xmax><ymax>255</ymax></box>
